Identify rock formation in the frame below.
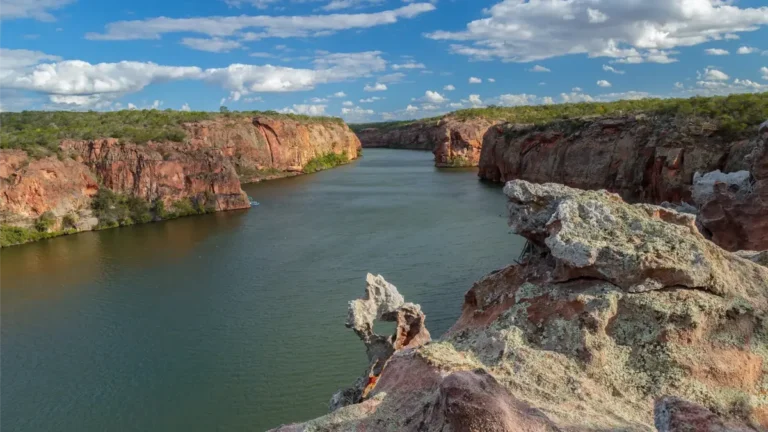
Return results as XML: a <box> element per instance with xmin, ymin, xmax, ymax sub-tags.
<box><xmin>0</xmin><ymin>115</ymin><xmax>361</xmax><ymax>245</ymax></box>
<box><xmin>478</xmin><ymin>116</ymin><xmax>755</xmax><ymax>204</ymax></box>
<box><xmin>272</xmin><ymin>180</ymin><xmax>768</xmax><ymax>431</ymax></box>
<box><xmin>355</xmin><ymin>116</ymin><xmax>498</xmax><ymax>167</ymax></box>
<box><xmin>694</xmin><ymin>128</ymin><xmax>768</xmax><ymax>252</ymax></box>
<box><xmin>328</xmin><ymin>274</ymin><xmax>431</xmax><ymax>411</ymax></box>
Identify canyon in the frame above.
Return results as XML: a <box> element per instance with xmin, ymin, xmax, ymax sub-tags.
<box><xmin>0</xmin><ymin>115</ymin><xmax>361</xmax><ymax>246</ymax></box>
<box><xmin>273</xmin><ymin>174</ymin><xmax>768</xmax><ymax>431</ymax></box>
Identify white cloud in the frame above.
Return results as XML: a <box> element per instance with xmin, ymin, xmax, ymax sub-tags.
<box><xmin>560</xmin><ymin>92</ymin><xmax>595</xmax><ymax>103</ymax></box>
<box><xmin>249</xmin><ymin>52</ymin><xmax>275</xmax><ymax>58</ymax></box>
<box><xmin>323</xmin><ymin>0</ymin><xmax>388</xmax><ymax>12</ymax></box>
<box><xmin>529</xmin><ymin>65</ymin><xmax>550</xmax><ymax>72</ymax></box>
<box><xmin>423</xmin><ymin>90</ymin><xmax>446</xmax><ymax>104</ymax></box>
<box><xmin>487</xmin><ymin>78</ymin><xmax>496</xmax><ymax>83</ymax></box>
<box><xmin>443</xmin><ymin>84</ymin><xmax>455</xmax><ymax>91</ymax></box>
<box><xmin>341</xmin><ymin>105</ymin><xmax>375</xmax><ymax>122</ymax></box>
<box><xmin>587</xmin><ymin>8</ymin><xmax>608</xmax><ymax>24</ymax></box>
<box><xmin>405</xmin><ymin>104</ymin><xmax>418</xmax><ymax>112</ymax></box>
<box><xmin>427</xmin><ymin>0</ymin><xmax>768</xmax><ymax>63</ymax></box>
<box><xmin>331</xmin><ymin>91</ymin><xmax>347</xmax><ymax>97</ymax></box>
<box><xmin>181</xmin><ymin>37</ymin><xmax>242</xmax><ymax>53</ymax></box>
<box><xmin>391</xmin><ymin>62</ymin><xmax>426</xmax><ymax>70</ymax></box>
<box><xmin>359</xmin><ymin>96</ymin><xmax>382</xmax><ymax>103</ymax></box>
<box><xmin>497</xmin><ymin>93</ymin><xmax>538</xmax><ymax>106</ymax></box>
<box><xmin>738</xmin><ymin>46</ymin><xmax>758</xmax><ymax>54</ymax></box>
<box><xmin>468</xmin><ymin>94</ymin><xmax>483</xmax><ymax>106</ymax></box>
<box><xmin>86</xmin><ymin>4</ymin><xmax>436</xmax><ymax>41</ymax></box>
<box><xmin>704</xmin><ymin>48</ymin><xmax>729</xmax><ymax>55</ymax></box>
<box><xmin>602</xmin><ymin>64</ymin><xmax>624</xmax><ymax>74</ymax></box>
<box><xmin>597</xmin><ymin>80</ymin><xmax>612</xmax><ymax>87</ymax></box>
<box><xmin>342</xmin><ymin>100</ymin><xmax>354</xmax><ymax>106</ymax></box>
<box><xmin>468</xmin><ymin>77</ymin><xmax>482</xmax><ymax>84</ymax></box>
<box><xmin>572</xmin><ymin>87</ymin><xmax>582</xmax><ymax>92</ymax></box>
<box><xmin>309</xmin><ymin>97</ymin><xmax>328</xmax><ymax>103</ymax></box>
<box><xmin>0</xmin><ymin>49</ymin><xmax>387</xmax><ymax>108</ymax></box>
<box><xmin>279</xmin><ymin>104</ymin><xmax>327</xmax><ymax>115</ymax></box>
<box><xmin>449</xmin><ymin>102</ymin><xmax>463</xmax><ymax>108</ymax></box>
<box><xmin>127</xmin><ymin>103</ymin><xmax>137</xmax><ymax>110</ymax></box>
<box><xmin>180</xmin><ymin>103</ymin><xmax>191</xmax><ymax>111</ymax></box>
<box><xmin>762</xmin><ymin>67</ymin><xmax>768</xmax><ymax>80</ymax></box>
<box><xmin>0</xmin><ymin>0</ymin><xmax>75</xmax><ymax>21</ymax></box>
<box><xmin>377</xmin><ymin>72</ymin><xmax>406</xmax><ymax>83</ymax></box>
<box><xmin>364</xmin><ymin>82</ymin><xmax>387</xmax><ymax>91</ymax></box>
<box><xmin>674</xmin><ymin>82</ymin><xmax>684</xmax><ymax>89</ymax></box>
<box><xmin>700</xmin><ymin>67</ymin><xmax>729</xmax><ymax>81</ymax></box>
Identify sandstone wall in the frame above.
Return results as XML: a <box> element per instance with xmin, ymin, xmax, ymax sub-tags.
<box><xmin>478</xmin><ymin>115</ymin><xmax>754</xmax><ymax>204</ymax></box>
<box><xmin>0</xmin><ymin>116</ymin><xmax>361</xmax><ymax>244</ymax></box>
<box><xmin>356</xmin><ymin>117</ymin><xmax>498</xmax><ymax>167</ymax></box>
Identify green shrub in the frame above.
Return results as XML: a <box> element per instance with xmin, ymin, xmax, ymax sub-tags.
<box><xmin>34</xmin><ymin>211</ymin><xmax>56</xmax><ymax>232</ymax></box>
<box><xmin>92</xmin><ymin>188</ymin><xmax>154</xmax><ymax>227</ymax></box>
<box><xmin>170</xmin><ymin>198</ymin><xmax>196</xmax><ymax>217</ymax></box>
<box><xmin>0</xmin><ymin>225</ymin><xmax>77</xmax><ymax>247</ymax></box>
<box><xmin>303</xmin><ymin>151</ymin><xmax>350</xmax><ymax>174</ymax></box>
<box><xmin>62</xmin><ymin>213</ymin><xmax>78</xmax><ymax>229</ymax></box>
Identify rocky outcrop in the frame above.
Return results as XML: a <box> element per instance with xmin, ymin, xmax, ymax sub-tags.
<box><xmin>274</xmin><ymin>180</ymin><xmax>768</xmax><ymax>431</ymax></box>
<box><xmin>328</xmin><ymin>274</ymin><xmax>431</xmax><ymax>411</ymax></box>
<box><xmin>478</xmin><ymin>116</ymin><xmax>755</xmax><ymax>205</ymax></box>
<box><xmin>695</xmin><ymin>128</ymin><xmax>768</xmax><ymax>252</ymax></box>
<box><xmin>0</xmin><ymin>115</ymin><xmax>361</xmax><ymax>245</ymax></box>
<box><xmin>185</xmin><ymin>116</ymin><xmax>361</xmax><ymax>182</ymax></box>
<box><xmin>355</xmin><ymin>116</ymin><xmax>499</xmax><ymax>167</ymax></box>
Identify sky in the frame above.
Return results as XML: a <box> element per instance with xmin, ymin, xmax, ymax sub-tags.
<box><xmin>1</xmin><ymin>0</ymin><xmax>768</xmax><ymax>122</ymax></box>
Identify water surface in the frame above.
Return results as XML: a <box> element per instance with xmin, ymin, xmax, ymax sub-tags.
<box><xmin>1</xmin><ymin>149</ymin><xmax>525</xmax><ymax>431</ymax></box>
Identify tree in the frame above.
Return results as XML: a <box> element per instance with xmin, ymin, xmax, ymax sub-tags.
<box><xmin>220</xmin><ymin>106</ymin><xmax>230</xmax><ymax>114</ymax></box>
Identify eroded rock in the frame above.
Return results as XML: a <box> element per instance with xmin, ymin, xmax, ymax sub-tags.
<box><xmin>655</xmin><ymin>397</ymin><xmax>757</xmax><ymax>432</ymax></box>
<box><xmin>329</xmin><ymin>274</ymin><xmax>430</xmax><ymax>412</ymax></box>
<box><xmin>273</xmin><ymin>180</ymin><xmax>768</xmax><ymax>432</ymax></box>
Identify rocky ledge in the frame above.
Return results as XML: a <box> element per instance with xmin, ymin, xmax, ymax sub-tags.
<box><xmin>272</xmin><ymin>180</ymin><xmax>768</xmax><ymax>431</ymax></box>
<box><xmin>0</xmin><ymin>115</ymin><xmax>360</xmax><ymax>246</ymax></box>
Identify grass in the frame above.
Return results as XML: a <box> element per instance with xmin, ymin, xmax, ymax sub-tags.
<box><xmin>0</xmin><ymin>109</ymin><xmax>345</xmax><ymax>158</ymax></box>
<box><xmin>303</xmin><ymin>151</ymin><xmax>350</xmax><ymax>174</ymax></box>
<box><xmin>0</xmin><ymin>225</ymin><xmax>78</xmax><ymax>247</ymax></box>
<box><xmin>351</xmin><ymin>93</ymin><xmax>768</xmax><ymax>137</ymax></box>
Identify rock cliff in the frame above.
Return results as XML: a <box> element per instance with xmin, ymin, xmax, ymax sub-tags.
<box><xmin>272</xmin><ymin>180</ymin><xmax>768</xmax><ymax>432</ymax></box>
<box><xmin>355</xmin><ymin>116</ymin><xmax>498</xmax><ymax>167</ymax></box>
<box><xmin>0</xmin><ymin>115</ymin><xmax>361</xmax><ymax>246</ymax></box>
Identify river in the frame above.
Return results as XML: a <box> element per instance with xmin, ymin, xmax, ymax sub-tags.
<box><xmin>1</xmin><ymin>149</ymin><xmax>525</xmax><ymax>431</ymax></box>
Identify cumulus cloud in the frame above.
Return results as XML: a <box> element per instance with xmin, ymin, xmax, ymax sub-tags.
<box><xmin>468</xmin><ymin>77</ymin><xmax>482</xmax><ymax>84</ymax></box>
<box><xmin>738</xmin><ymin>46</ymin><xmax>758</xmax><ymax>54</ymax></box>
<box><xmin>331</xmin><ymin>91</ymin><xmax>347</xmax><ymax>97</ymax></box>
<box><xmin>496</xmin><ymin>93</ymin><xmax>538</xmax><ymax>106</ymax></box>
<box><xmin>572</xmin><ymin>87</ymin><xmax>582</xmax><ymax>92</ymax></box>
<box><xmin>377</xmin><ymin>72</ymin><xmax>406</xmax><ymax>83</ymax></box>
<box><xmin>342</xmin><ymin>100</ymin><xmax>354</xmax><ymax>106</ymax></box>
<box><xmin>487</xmin><ymin>78</ymin><xmax>496</xmax><ymax>83</ymax></box>
<box><xmin>762</xmin><ymin>67</ymin><xmax>768</xmax><ymax>80</ymax></box>
<box><xmin>341</xmin><ymin>105</ymin><xmax>375</xmax><ymax>121</ymax></box>
<box><xmin>0</xmin><ymin>48</ymin><xmax>387</xmax><ymax>109</ymax></box>
<box><xmin>422</xmin><ymin>90</ymin><xmax>447</xmax><ymax>104</ymax></box>
<box><xmin>180</xmin><ymin>103</ymin><xmax>191</xmax><ymax>111</ymax></box>
<box><xmin>426</xmin><ymin>0</ymin><xmax>768</xmax><ymax>63</ymax></box>
<box><xmin>86</xmin><ymin>3</ymin><xmax>436</xmax><ymax>43</ymax></box>
<box><xmin>359</xmin><ymin>96</ymin><xmax>383</xmax><ymax>103</ymax></box>
<box><xmin>705</xmin><ymin>48</ymin><xmax>729</xmax><ymax>55</ymax></box>
<box><xmin>279</xmin><ymin>104</ymin><xmax>327</xmax><ymax>115</ymax></box>
<box><xmin>602</xmin><ymin>65</ymin><xmax>624</xmax><ymax>74</ymax></box>
<box><xmin>309</xmin><ymin>97</ymin><xmax>329</xmax><ymax>103</ymax></box>
<box><xmin>468</xmin><ymin>94</ymin><xmax>483</xmax><ymax>106</ymax></box>
<box><xmin>405</xmin><ymin>104</ymin><xmax>418</xmax><ymax>112</ymax></box>
<box><xmin>700</xmin><ymin>68</ymin><xmax>729</xmax><ymax>81</ymax></box>
<box><xmin>529</xmin><ymin>65</ymin><xmax>550</xmax><ymax>72</ymax></box>
<box><xmin>443</xmin><ymin>84</ymin><xmax>455</xmax><ymax>91</ymax></box>
<box><xmin>597</xmin><ymin>80</ymin><xmax>612</xmax><ymax>87</ymax></box>
<box><xmin>364</xmin><ymin>82</ymin><xmax>387</xmax><ymax>91</ymax></box>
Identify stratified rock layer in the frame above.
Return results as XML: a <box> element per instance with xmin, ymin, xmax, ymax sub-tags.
<box><xmin>0</xmin><ymin>116</ymin><xmax>361</xmax><ymax>243</ymax></box>
<box><xmin>272</xmin><ymin>180</ymin><xmax>768</xmax><ymax>432</ymax></box>
<box><xmin>478</xmin><ymin>116</ymin><xmax>754</xmax><ymax>204</ymax></box>
<box><xmin>356</xmin><ymin>116</ymin><xmax>498</xmax><ymax>167</ymax></box>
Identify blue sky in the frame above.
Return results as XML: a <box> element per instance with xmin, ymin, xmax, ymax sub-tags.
<box><xmin>1</xmin><ymin>0</ymin><xmax>767</xmax><ymax>122</ymax></box>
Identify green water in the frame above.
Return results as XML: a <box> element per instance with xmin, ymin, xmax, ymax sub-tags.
<box><xmin>1</xmin><ymin>149</ymin><xmax>525</xmax><ymax>431</ymax></box>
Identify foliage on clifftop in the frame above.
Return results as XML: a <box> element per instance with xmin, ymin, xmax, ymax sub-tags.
<box><xmin>455</xmin><ymin>92</ymin><xmax>768</xmax><ymax>135</ymax></box>
<box><xmin>351</xmin><ymin>93</ymin><xmax>768</xmax><ymax>136</ymax></box>
<box><xmin>0</xmin><ymin>109</ymin><xmax>345</xmax><ymax>158</ymax></box>
<box><xmin>303</xmin><ymin>151</ymin><xmax>350</xmax><ymax>173</ymax></box>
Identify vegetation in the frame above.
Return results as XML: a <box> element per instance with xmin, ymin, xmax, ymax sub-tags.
<box><xmin>91</xmin><ymin>188</ymin><xmax>216</xmax><ymax>229</ymax></box>
<box><xmin>0</xmin><ymin>109</ymin><xmax>345</xmax><ymax>158</ymax></box>
<box><xmin>303</xmin><ymin>151</ymin><xmax>350</xmax><ymax>174</ymax></box>
<box><xmin>34</xmin><ymin>211</ymin><xmax>56</xmax><ymax>232</ymax></box>
<box><xmin>351</xmin><ymin>93</ymin><xmax>768</xmax><ymax>137</ymax></box>
<box><xmin>0</xmin><ymin>225</ymin><xmax>77</xmax><ymax>247</ymax></box>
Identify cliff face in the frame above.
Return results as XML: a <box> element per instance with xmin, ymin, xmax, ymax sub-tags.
<box><xmin>356</xmin><ymin>117</ymin><xmax>498</xmax><ymax>167</ymax></box>
<box><xmin>273</xmin><ymin>181</ymin><xmax>768</xmax><ymax>432</ymax></box>
<box><xmin>478</xmin><ymin>115</ymin><xmax>753</xmax><ymax>204</ymax></box>
<box><xmin>0</xmin><ymin>116</ymin><xmax>361</xmax><ymax>245</ymax></box>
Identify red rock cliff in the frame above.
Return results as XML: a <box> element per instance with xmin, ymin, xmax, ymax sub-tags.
<box><xmin>355</xmin><ymin>116</ymin><xmax>497</xmax><ymax>167</ymax></box>
<box><xmin>478</xmin><ymin>115</ymin><xmax>754</xmax><ymax>204</ymax></box>
<box><xmin>0</xmin><ymin>115</ymin><xmax>361</xmax><ymax>245</ymax></box>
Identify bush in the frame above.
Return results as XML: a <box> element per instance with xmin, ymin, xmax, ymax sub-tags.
<box><xmin>34</xmin><ymin>211</ymin><xmax>56</xmax><ymax>232</ymax></box>
<box><xmin>0</xmin><ymin>225</ymin><xmax>76</xmax><ymax>247</ymax></box>
<box><xmin>92</xmin><ymin>188</ymin><xmax>155</xmax><ymax>228</ymax></box>
<box><xmin>62</xmin><ymin>213</ymin><xmax>78</xmax><ymax>229</ymax></box>
<box><xmin>303</xmin><ymin>151</ymin><xmax>350</xmax><ymax>174</ymax></box>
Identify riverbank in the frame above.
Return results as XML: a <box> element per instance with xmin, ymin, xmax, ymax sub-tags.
<box><xmin>0</xmin><ymin>111</ymin><xmax>361</xmax><ymax>247</ymax></box>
